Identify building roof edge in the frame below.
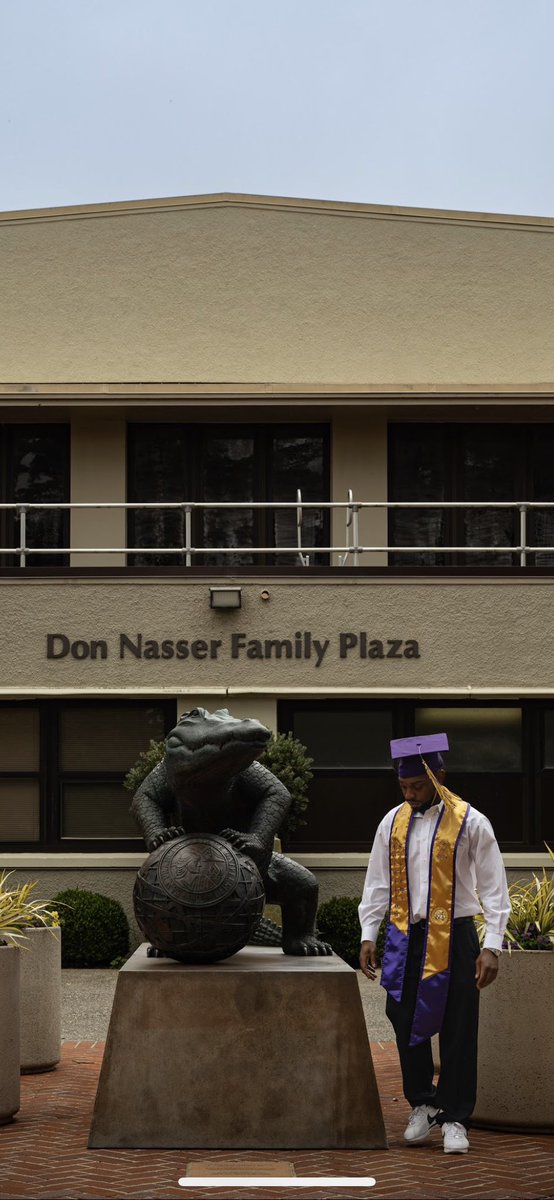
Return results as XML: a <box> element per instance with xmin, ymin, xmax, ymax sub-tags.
<box><xmin>1</xmin><ymin>191</ymin><xmax>553</xmax><ymax>231</ymax></box>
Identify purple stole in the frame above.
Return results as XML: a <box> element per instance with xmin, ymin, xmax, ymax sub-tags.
<box><xmin>380</xmin><ymin>777</ymin><xmax>469</xmax><ymax>1047</ymax></box>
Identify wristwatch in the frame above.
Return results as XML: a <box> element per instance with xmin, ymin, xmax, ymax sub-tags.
<box><xmin>484</xmin><ymin>946</ymin><xmax>501</xmax><ymax>958</ymax></box>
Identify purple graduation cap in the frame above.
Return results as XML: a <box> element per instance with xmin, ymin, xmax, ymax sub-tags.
<box><xmin>390</xmin><ymin>733</ymin><xmax>449</xmax><ymax>778</ymax></box>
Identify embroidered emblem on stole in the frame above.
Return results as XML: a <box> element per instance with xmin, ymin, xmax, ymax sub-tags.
<box><xmin>380</xmin><ymin>765</ymin><xmax>469</xmax><ymax>1046</ymax></box>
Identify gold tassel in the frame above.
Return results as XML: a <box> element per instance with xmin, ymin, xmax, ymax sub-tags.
<box><xmin>422</xmin><ymin>758</ymin><xmax>463</xmax><ymax>811</ymax></box>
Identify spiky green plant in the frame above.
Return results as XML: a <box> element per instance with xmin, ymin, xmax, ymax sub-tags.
<box><xmin>475</xmin><ymin>844</ymin><xmax>554</xmax><ymax>951</ymax></box>
<box><xmin>0</xmin><ymin>872</ymin><xmax>59</xmax><ymax>947</ymax></box>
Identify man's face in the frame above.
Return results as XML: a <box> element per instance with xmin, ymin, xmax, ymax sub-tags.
<box><xmin>398</xmin><ymin>769</ymin><xmax>445</xmax><ymax>809</ymax></box>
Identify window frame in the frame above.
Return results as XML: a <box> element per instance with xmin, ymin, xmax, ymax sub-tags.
<box><xmin>0</xmin><ymin>699</ymin><xmax>176</xmax><ymax>853</ymax></box>
<box><xmin>387</xmin><ymin>422</ymin><xmax>554</xmax><ymax>568</ymax></box>
<box><xmin>279</xmin><ymin>698</ymin><xmax>540</xmax><ymax>853</ymax></box>
<box><xmin>126</xmin><ymin>422</ymin><xmax>331</xmax><ymax>566</ymax></box>
<box><xmin>0</xmin><ymin>423</ymin><xmax>70</xmax><ymax>569</ymax></box>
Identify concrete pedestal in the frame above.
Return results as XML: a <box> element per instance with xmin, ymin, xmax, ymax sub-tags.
<box><xmin>88</xmin><ymin>943</ymin><xmax>387</xmax><ymax>1149</ymax></box>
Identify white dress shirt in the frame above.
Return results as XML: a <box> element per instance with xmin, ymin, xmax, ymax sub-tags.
<box><xmin>358</xmin><ymin>801</ymin><xmax>510</xmax><ymax>952</ymax></box>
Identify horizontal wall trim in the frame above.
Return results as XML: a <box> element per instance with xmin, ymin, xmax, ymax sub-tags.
<box><xmin>3</xmin><ymin>687</ymin><xmax>554</xmax><ymax>699</ymax></box>
<box><xmin>2</xmin><ymin>572</ymin><xmax>554</xmax><ymax>586</ymax></box>
<box><xmin>2</xmin><ymin>852</ymin><xmax>550</xmax><ymax>871</ymax></box>
<box><xmin>2</xmin><ymin>386</ymin><xmax>554</xmax><ymax>403</ymax></box>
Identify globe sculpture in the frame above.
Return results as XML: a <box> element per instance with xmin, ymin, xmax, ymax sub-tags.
<box><xmin>133</xmin><ymin>833</ymin><xmax>266</xmax><ymax>963</ymax></box>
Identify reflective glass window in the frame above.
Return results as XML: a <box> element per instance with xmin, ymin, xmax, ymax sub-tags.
<box><xmin>1</xmin><ymin>425</ymin><xmax>69</xmax><ymax>567</ymax></box>
<box><xmin>415</xmin><ymin>707</ymin><xmax>522</xmax><ymax>771</ymax></box>
<box><xmin>60</xmin><ymin>705</ymin><xmax>166</xmax><ymax>772</ymax></box>
<box><xmin>388</xmin><ymin>425</ymin><xmax>448</xmax><ymax>565</ymax></box>
<box><xmin>62</xmin><ymin>782</ymin><xmax>139</xmax><ymax>838</ymax></box>
<box><xmin>292</xmin><ymin>708</ymin><xmax>393</xmax><ymax>768</ymax></box>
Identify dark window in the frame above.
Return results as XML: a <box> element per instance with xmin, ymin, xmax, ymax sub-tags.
<box><xmin>388</xmin><ymin>425</ymin><xmax>448</xmax><ymax>566</ymax></box>
<box><xmin>0</xmin><ymin>700</ymin><xmax>176</xmax><ymax>851</ymax></box>
<box><xmin>0</xmin><ymin>425</ymin><xmax>69</xmax><ymax>567</ymax></box>
<box><xmin>279</xmin><ymin>700</ymin><xmax>540</xmax><ymax>851</ymax></box>
<box><xmin>388</xmin><ymin>423</ymin><xmax>554</xmax><ymax>567</ymax></box>
<box><xmin>536</xmin><ymin>709</ymin><xmax>554</xmax><ymax>843</ymax></box>
<box><xmin>414</xmin><ymin>705</ymin><xmax>526</xmax><ymax>844</ymax></box>
<box><xmin>200</xmin><ymin>433</ymin><xmax>256</xmax><ymax>566</ymax></box>
<box><xmin>529</xmin><ymin>426</ymin><xmax>554</xmax><ymax>567</ymax></box>
<box><xmin>0</xmin><ymin>706</ymin><xmax>40</xmax><ymax>840</ymax></box>
<box><xmin>279</xmin><ymin>702</ymin><xmax>397</xmax><ymax>852</ymax></box>
<box><xmin>127</xmin><ymin>424</ymin><xmax>329</xmax><ymax>566</ymax></box>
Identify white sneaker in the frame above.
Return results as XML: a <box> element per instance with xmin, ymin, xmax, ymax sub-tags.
<box><xmin>442</xmin><ymin>1121</ymin><xmax>469</xmax><ymax>1153</ymax></box>
<box><xmin>403</xmin><ymin>1104</ymin><xmax>440</xmax><ymax>1143</ymax></box>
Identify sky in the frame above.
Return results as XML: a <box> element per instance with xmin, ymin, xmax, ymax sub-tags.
<box><xmin>1</xmin><ymin>0</ymin><xmax>553</xmax><ymax>217</ymax></box>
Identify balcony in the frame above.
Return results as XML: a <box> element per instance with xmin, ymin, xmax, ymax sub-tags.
<box><xmin>1</xmin><ymin>493</ymin><xmax>554</xmax><ymax>571</ymax></box>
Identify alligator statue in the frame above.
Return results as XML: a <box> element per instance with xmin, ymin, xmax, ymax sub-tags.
<box><xmin>130</xmin><ymin>707</ymin><xmax>332</xmax><ymax>956</ymax></box>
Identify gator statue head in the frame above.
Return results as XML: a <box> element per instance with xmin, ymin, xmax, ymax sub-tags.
<box><xmin>165</xmin><ymin>707</ymin><xmax>271</xmax><ymax>790</ymax></box>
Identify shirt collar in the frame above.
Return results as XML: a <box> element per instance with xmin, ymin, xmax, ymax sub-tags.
<box><xmin>413</xmin><ymin>798</ymin><xmax>445</xmax><ymax>819</ymax></box>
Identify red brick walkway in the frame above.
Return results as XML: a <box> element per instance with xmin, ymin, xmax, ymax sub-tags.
<box><xmin>0</xmin><ymin>1042</ymin><xmax>552</xmax><ymax>1200</ymax></box>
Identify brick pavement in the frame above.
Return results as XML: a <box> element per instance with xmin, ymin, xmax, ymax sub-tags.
<box><xmin>0</xmin><ymin>1042</ymin><xmax>552</xmax><ymax>1200</ymax></box>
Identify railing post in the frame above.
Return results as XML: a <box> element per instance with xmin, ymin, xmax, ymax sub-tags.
<box><xmin>339</xmin><ymin>489</ymin><xmax>353</xmax><ymax>566</ymax></box>
<box><xmin>352</xmin><ymin>503</ymin><xmax>360</xmax><ymax>567</ymax></box>
<box><xmin>184</xmin><ymin>505</ymin><xmax>193</xmax><ymax>568</ymax></box>
<box><xmin>296</xmin><ymin>489</ymin><xmax>308</xmax><ymax>567</ymax></box>
<box><xmin>519</xmin><ymin>504</ymin><xmax>528</xmax><ymax>567</ymax></box>
<box><xmin>18</xmin><ymin>505</ymin><xmax>27</xmax><ymax>569</ymax></box>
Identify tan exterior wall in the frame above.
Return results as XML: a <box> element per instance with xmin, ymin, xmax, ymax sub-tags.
<box><xmin>0</xmin><ymin>573</ymin><xmax>552</xmax><ymax>696</ymax></box>
<box><xmin>2</xmin><ymin>195</ymin><xmax>553</xmax><ymax>392</ymax></box>
<box><xmin>71</xmin><ymin>420</ymin><xmax>126</xmax><ymax>565</ymax></box>
<box><xmin>331</xmin><ymin>412</ymin><xmax>388</xmax><ymax>566</ymax></box>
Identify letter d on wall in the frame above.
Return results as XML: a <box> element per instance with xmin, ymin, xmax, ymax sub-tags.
<box><xmin>47</xmin><ymin>634</ymin><xmax>70</xmax><ymax>659</ymax></box>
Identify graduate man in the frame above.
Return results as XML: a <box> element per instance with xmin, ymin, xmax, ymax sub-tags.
<box><xmin>359</xmin><ymin>734</ymin><xmax>510</xmax><ymax>1154</ymax></box>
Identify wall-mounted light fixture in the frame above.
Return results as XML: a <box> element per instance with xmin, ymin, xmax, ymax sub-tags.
<box><xmin>209</xmin><ymin>586</ymin><xmax>242</xmax><ymax>610</ymax></box>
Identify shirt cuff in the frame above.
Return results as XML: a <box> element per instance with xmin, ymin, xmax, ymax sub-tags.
<box><xmin>483</xmin><ymin>932</ymin><xmax>504</xmax><ymax>952</ymax></box>
<box><xmin>360</xmin><ymin>921</ymin><xmax>383</xmax><ymax>944</ymax></box>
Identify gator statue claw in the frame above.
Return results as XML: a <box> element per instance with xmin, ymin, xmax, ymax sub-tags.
<box><xmin>131</xmin><ymin>707</ymin><xmax>332</xmax><ymax>957</ymax></box>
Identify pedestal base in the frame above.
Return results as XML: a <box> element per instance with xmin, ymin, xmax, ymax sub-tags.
<box><xmin>88</xmin><ymin>944</ymin><xmax>387</xmax><ymax>1149</ymax></box>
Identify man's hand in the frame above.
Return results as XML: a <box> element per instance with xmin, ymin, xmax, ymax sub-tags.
<box><xmin>475</xmin><ymin>949</ymin><xmax>499</xmax><ymax>990</ymax></box>
<box><xmin>359</xmin><ymin>940</ymin><xmax>379</xmax><ymax>980</ymax></box>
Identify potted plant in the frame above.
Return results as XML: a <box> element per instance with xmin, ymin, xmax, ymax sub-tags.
<box><xmin>19</xmin><ymin>901</ymin><xmax>62</xmax><ymax>1074</ymax></box>
<box><xmin>472</xmin><ymin>846</ymin><xmax>554</xmax><ymax>1131</ymax></box>
<box><xmin>0</xmin><ymin>872</ymin><xmax>25</xmax><ymax>1123</ymax></box>
<box><xmin>0</xmin><ymin>871</ymin><xmax>62</xmax><ymax>1113</ymax></box>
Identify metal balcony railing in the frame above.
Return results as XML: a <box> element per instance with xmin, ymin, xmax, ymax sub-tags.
<box><xmin>0</xmin><ymin>493</ymin><xmax>553</xmax><ymax>567</ymax></box>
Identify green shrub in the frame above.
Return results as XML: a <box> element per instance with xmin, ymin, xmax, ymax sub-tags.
<box><xmin>50</xmin><ymin>888</ymin><xmax>130</xmax><ymax>967</ymax></box>
<box><xmin>259</xmin><ymin>732</ymin><xmax>313</xmax><ymax>837</ymax></box>
<box><xmin>123</xmin><ymin>738</ymin><xmax>166</xmax><ymax>795</ymax></box>
<box><xmin>317</xmin><ymin>895</ymin><xmax>389</xmax><ymax>968</ymax></box>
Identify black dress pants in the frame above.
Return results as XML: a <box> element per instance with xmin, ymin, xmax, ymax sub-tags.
<box><xmin>385</xmin><ymin>917</ymin><xmax>480</xmax><ymax>1128</ymax></box>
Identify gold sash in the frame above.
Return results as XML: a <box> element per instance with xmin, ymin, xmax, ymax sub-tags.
<box><xmin>389</xmin><ymin>766</ymin><xmax>468</xmax><ymax>979</ymax></box>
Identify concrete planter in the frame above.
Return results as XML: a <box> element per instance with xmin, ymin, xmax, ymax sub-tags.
<box><xmin>473</xmin><ymin>950</ymin><xmax>554</xmax><ymax>1131</ymax></box>
<box><xmin>20</xmin><ymin>926</ymin><xmax>62</xmax><ymax>1073</ymax></box>
<box><xmin>0</xmin><ymin>945</ymin><xmax>20</xmax><ymax>1124</ymax></box>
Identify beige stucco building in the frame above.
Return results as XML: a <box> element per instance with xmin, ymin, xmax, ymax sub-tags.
<box><xmin>1</xmin><ymin>192</ymin><xmax>553</xmax><ymax>938</ymax></box>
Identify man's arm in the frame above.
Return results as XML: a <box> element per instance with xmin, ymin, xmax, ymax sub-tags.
<box><xmin>358</xmin><ymin>816</ymin><xmax>392</xmax><ymax>981</ymax></box>
<box><xmin>470</xmin><ymin>814</ymin><xmax>511</xmax><ymax>990</ymax></box>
